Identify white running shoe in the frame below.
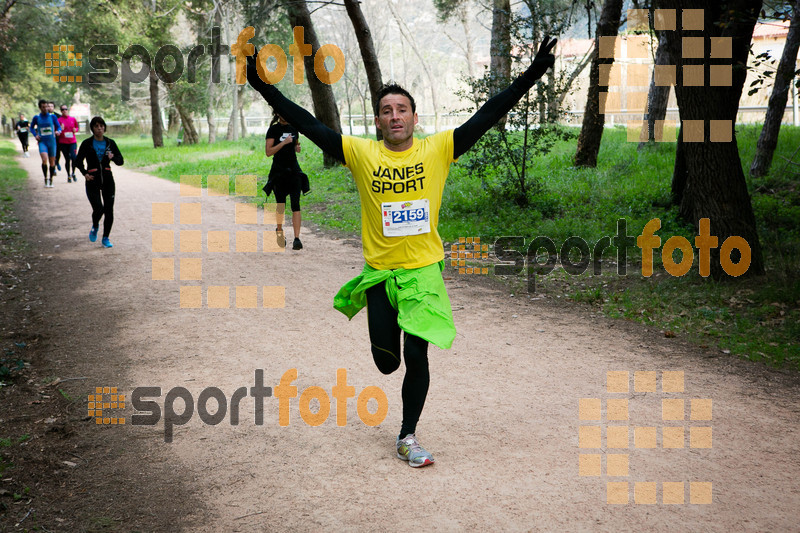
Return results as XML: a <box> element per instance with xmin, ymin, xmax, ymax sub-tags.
<box><xmin>396</xmin><ymin>434</ymin><xmax>435</xmax><ymax>467</ymax></box>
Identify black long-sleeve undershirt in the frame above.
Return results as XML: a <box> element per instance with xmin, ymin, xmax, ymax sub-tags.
<box><xmin>246</xmin><ymin>58</ymin><xmax>544</xmax><ymax>163</ymax></box>
<box><xmin>452</xmin><ymin>75</ymin><xmax>540</xmax><ymax>159</ymax></box>
<box><xmin>250</xmin><ymin>79</ymin><xmax>346</xmax><ymax>163</ymax></box>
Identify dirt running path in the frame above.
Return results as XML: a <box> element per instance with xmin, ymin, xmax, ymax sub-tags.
<box><xmin>16</xmin><ymin>155</ymin><xmax>800</xmax><ymax>531</ymax></box>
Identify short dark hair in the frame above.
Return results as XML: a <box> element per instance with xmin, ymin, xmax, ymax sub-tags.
<box><xmin>89</xmin><ymin>116</ymin><xmax>107</xmax><ymax>130</ymax></box>
<box><xmin>38</xmin><ymin>99</ymin><xmax>47</xmax><ymax>108</ymax></box>
<box><xmin>374</xmin><ymin>83</ymin><xmax>416</xmax><ymax>116</ymax></box>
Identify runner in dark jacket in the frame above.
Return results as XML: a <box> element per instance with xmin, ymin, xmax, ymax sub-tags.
<box><xmin>74</xmin><ymin>116</ymin><xmax>124</xmax><ymax>248</ymax></box>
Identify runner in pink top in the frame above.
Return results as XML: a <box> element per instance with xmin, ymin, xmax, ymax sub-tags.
<box><xmin>57</xmin><ymin>105</ymin><xmax>80</xmax><ymax>182</ymax></box>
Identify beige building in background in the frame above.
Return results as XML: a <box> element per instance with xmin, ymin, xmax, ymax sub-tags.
<box><xmin>558</xmin><ymin>21</ymin><xmax>795</xmax><ymax>127</ymax></box>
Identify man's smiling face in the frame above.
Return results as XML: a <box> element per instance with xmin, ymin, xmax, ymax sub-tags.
<box><xmin>375</xmin><ymin>93</ymin><xmax>418</xmax><ymax>152</ymax></box>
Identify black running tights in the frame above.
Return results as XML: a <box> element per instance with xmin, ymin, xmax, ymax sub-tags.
<box><xmin>85</xmin><ymin>180</ymin><xmax>115</xmax><ymax>238</ymax></box>
<box><xmin>365</xmin><ymin>281</ymin><xmax>430</xmax><ymax>439</ymax></box>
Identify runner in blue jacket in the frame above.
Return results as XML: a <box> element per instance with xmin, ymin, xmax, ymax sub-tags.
<box><xmin>29</xmin><ymin>99</ymin><xmax>62</xmax><ymax>188</ymax></box>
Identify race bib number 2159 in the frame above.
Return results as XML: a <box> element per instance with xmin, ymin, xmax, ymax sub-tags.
<box><xmin>382</xmin><ymin>199</ymin><xmax>430</xmax><ymax>237</ymax></box>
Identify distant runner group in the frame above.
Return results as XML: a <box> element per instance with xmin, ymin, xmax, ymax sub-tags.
<box><xmin>18</xmin><ymin>100</ymin><xmax>123</xmax><ymax>248</ymax></box>
<box><xmin>23</xmin><ymin>99</ymin><xmax>80</xmax><ymax>187</ymax></box>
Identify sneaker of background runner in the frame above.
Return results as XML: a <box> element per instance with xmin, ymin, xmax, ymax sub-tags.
<box><xmin>67</xmin><ymin>176</ymin><xmax>72</xmax><ymax>183</ymax></box>
<box><xmin>71</xmin><ymin>173</ymin><xmax>76</xmax><ymax>181</ymax></box>
<box><xmin>396</xmin><ymin>434</ymin><xmax>434</xmax><ymax>467</ymax></box>
<box><xmin>56</xmin><ymin>162</ymin><xmax>61</xmax><ymax>171</ymax></box>
<box><xmin>292</xmin><ymin>237</ymin><xmax>303</xmax><ymax>250</ymax></box>
<box><xmin>24</xmin><ymin>152</ymin><xmax>29</xmax><ymax>158</ymax></box>
<box><xmin>89</xmin><ymin>226</ymin><xmax>98</xmax><ymax>242</ymax></box>
<box><xmin>276</xmin><ymin>229</ymin><xmax>286</xmax><ymax>248</ymax></box>
<box><xmin>102</xmin><ymin>237</ymin><xmax>113</xmax><ymax>248</ymax></box>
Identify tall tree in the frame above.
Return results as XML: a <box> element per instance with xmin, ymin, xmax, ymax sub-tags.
<box><xmin>149</xmin><ymin>71</ymin><xmax>164</xmax><ymax>147</ymax></box>
<box><xmin>573</xmin><ymin>0</ymin><xmax>623</xmax><ymax>167</ymax></box>
<box><xmin>0</xmin><ymin>0</ymin><xmax>62</xmax><ymax>113</ymax></box>
<box><xmin>175</xmin><ymin>101</ymin><xmax>200</xmax><ymax>143</ymax></box>
<box><xmin>222</xmin><ymin>3</ymin><xmax>240</xmax><ymax>141</ymax></box>
<box><xmin>750</xmin><ymin>1</ymin><xmax>800</xmax><ymax>177</ymax></box>
<box><xmin>387</xmin><ymin>0</ymin><xmax>441</xmax><ymax>132</ymax></box>
<box><xmin>343</xmin><ymin>0</ymin><xmax>384</xmax><ymax>140</ymax></box>
<box><xmin>286</xmin><ymin>0</ymin><xmax>343</xmax><ymax>167</ymax></box>
<box><xmin>434</xmin><ymin>0</ymin><xmax>477</xmax><ymax>87</ymax></box>
<box><xmin>143</xmin><ymin>0</ymin><xmax>181</xmax><ymax>148</ymax></box>
<box><xmin>659</xmin><ymin>0</ymin><xmax>764</xmax><ymax>278</ymax></box>
<box><xmin>490</xmin><ymin>0</ymin><xmax>512</xmax><ymax>89</ymax></box>
<box><xmin>208</xmin><ymin>10</ymin><xmax>223</xmax><ymax>143</ymax></box>
<box><xmin>639</xmin><ymin>30</ymin><xmax>672</xmax><ymax>147</ymax></box>
<box><xmin>490</xmin><ymin>0</ymin><xmax>512</xmax><ymax>127</ymax></box>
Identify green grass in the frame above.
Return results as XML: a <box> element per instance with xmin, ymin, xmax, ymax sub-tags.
<box><xmin>108</xmin><ymin>127</ymin><xmax>799</xmax><ymax>370</ymax></box>
<box><xmin>0</xmin><ymin>141</ymin><xmax>28</xmax><ymax>249</ymax></box>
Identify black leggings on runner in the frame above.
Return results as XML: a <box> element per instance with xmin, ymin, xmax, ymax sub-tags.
<box><xmin>17</xmin><ymin>133</ymin><xmax>28</xmax><ymax>151</ymax></box>
<box><xmin>57</xmin><ymin>143</ymin><xmax>76</xmax><ymax>175</ymax></box>
<box><xmin>365</xmin><ymin>281</ymin><xmax>430</xmax><ymax>439</ymax></box>
<box><xmin>86</xmin><ymin>180</ymin><xmax>115</xmax><ymax>238</ymax></box>
<box><xmin>273</xmin><ymin>172</ymin><xmax>302</xmax><ymax>212</ymax></box>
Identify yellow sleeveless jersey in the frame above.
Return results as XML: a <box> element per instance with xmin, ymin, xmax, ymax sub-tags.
<box><xmin>341</xmin><ymin>130</ymin><xmax>455</xmax><ymax>270</ymax></box>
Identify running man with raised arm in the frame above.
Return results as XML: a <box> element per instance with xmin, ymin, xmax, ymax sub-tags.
<box><xmin>244</xmin><ymin>35</ymin><xmax>556</xmax><ymax>467</ymax></box>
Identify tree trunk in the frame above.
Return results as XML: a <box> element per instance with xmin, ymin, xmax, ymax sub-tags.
<box><xmin>490</xmin><ymin>0</ymin><xmax>511</xmax><ymax>128</ymax></box>
<box><xmin>671</xmin><ymin>126</ymin><xmax>688</xmax><ymax>204</ymax></box>
<box><xmin>239</xmin><ymin>85</ymin><xmax>248</xmax><ymax>137</ymax></box>
<box><xmin>387</xmin><ymin>1</ymin><xmax>440</xmax><ymax>132</ymax></box>
<box><xmin>460</xmin><ymin>3</ymin><xmax>476</xmax><ymax>80</ymax></box>
<box><xmin>167</xmin><ymin>107</ymin><xmax>180</xmax><ymax>135</ymax></box>
<box><xmin>149</xmin><ymin>70</ymin><xmax>164</xmax><ymax>148</ymax></box>
<box><xmin>226</xmin><ymin>103</ymin><xmax>236</xmax><ymax>140</ymax></box>
<box><xmin>539</xmin><ymin>81</ymin><xmax>547</xmax><ymax>123</ymax></box>
<box><xmin>207</xmin><ymin>82</ymin><xmax>217</xmax><ymax>144</ymax></box>
<box><xmin>639</xmin><ymin>31</ymin><xmax>672</xmax><ymax>148</ymax></box>
<box><xmin>361</xmin><ymin>92</ymin><xmax>369</xmax><ymax>134</ymax></box>
<box><xmin>344</xmin><ymin>74</ymin><xmax>354</xmax><ymax>135</ymax></box>
<box><xmin>207</xmin><ymin>11</ymin><xmax>222</xmax><ymax>144</ymax></box>
<box><xmin>556</xmin><ymin>47</ymin><xmax>593</xmax><ymax>112</ymax></box>
<box><xmin>750</xmin><ymin>0</ymin><xmax>800</xmax><ymax>177</ymax></box>
<box><xmin>175</xmin><ymin>103</ymin><xmax>199</xmax><ymax>145</ymax></box>
<box><xmin>574</xmin><ymin>0</ymin><xmax>623</xmax><ymax>167</ymax></box>
<box><xmin>546</xmin><ymin>70</ymin><xmax>560</xmax><ymax>123</ymax></box>
<box><xmin>224</xmin><ymin>9</ymin><xmax>238</xmax><ymax>141</ymax></box>
<box><xmin>287</xmin><ymin>0</ymin><xmax>343</xmax><ymax>167</ymax></box>
<box><xmin>660</xmin><ymin>0</ymin><xmax>764</xmax><ymax>278</ymax></box>
<box><xmin>344</xmin><ymin>0</ymin><xmax>384</xmax><ymax>140</ymax></box>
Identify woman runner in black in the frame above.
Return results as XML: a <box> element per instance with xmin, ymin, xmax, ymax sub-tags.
<box><xmin>74</xmin><ymin>116</ymin><xmax>124</xmax><ymax>248</ymax></box>
<box><xmin>263</xmin><ymin>111</ymin><xmax>308</xmax><ymax>250</ymax></box>
<box><xmin>15</xmin><ymin>114</ymin><xmax>30</xmax><ymax>157</ymax></box>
